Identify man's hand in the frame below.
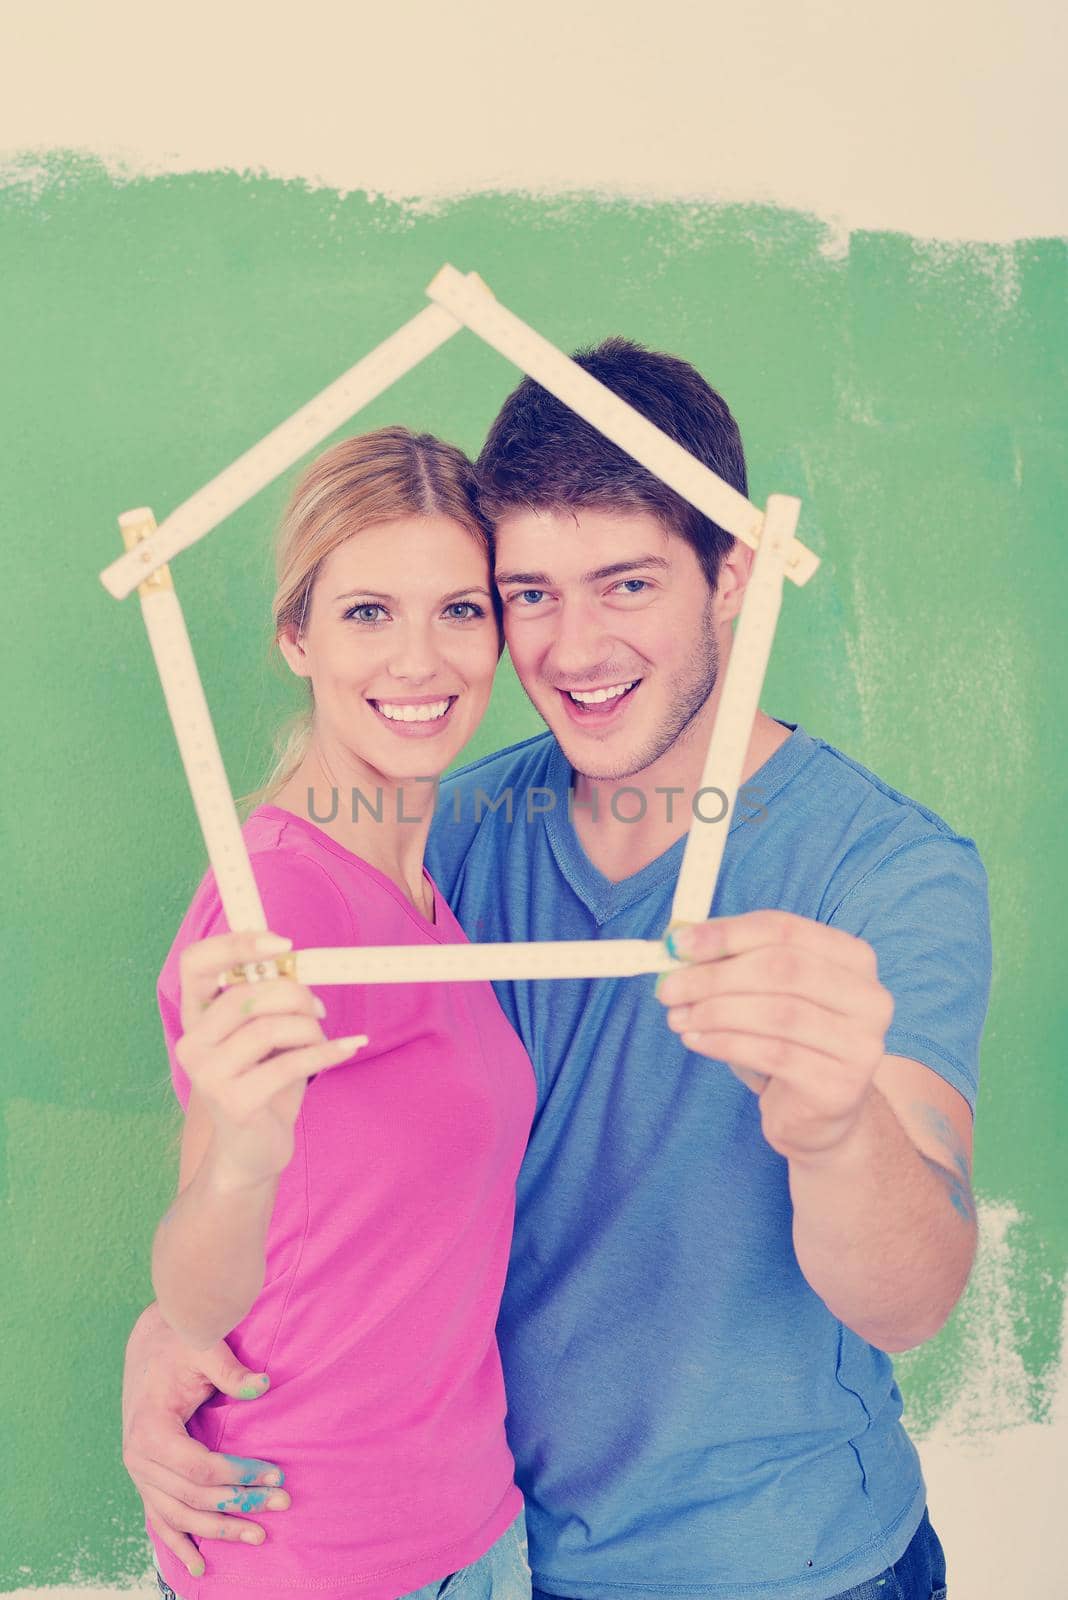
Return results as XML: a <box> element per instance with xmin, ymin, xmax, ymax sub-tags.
<box><xmin>122</xmin><ymin>1303</ymin><xmax>291</xmax><ymax>1578</ymax></box>
<box><xmin>656</xmin><ymin>911</ymin><xmax>894</xmax><ymax>1161</ymax></box>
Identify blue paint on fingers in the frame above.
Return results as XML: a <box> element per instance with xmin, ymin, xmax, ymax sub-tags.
<box><xmin>222</xmin><ymin>1453</ymin><xmax>285</xmax><ymax>1487</ymax></box>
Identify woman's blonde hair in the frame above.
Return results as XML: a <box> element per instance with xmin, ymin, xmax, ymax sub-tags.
<box><xmin>237</xmin><ymin>426</ymin><xmax>497</xmax><ymax>819</ymax></box>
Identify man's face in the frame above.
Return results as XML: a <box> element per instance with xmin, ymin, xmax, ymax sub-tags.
<box><xmin>495</xmin><ymin>507</ymin><xmax>729</xmax><ymax>782</ymax></box>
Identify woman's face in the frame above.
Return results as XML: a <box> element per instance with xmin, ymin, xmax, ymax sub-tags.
<box><xmin>280</xmin><ymin>514</ymin><xmax>500</xmax><ymax>784</ymax></box>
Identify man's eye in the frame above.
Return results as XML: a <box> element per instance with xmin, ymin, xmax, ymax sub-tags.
<box><xmin>617</xmin><ymin>579</ymin><xmax>648</xmax><ymax>594</ymax></box>
<box><xmin>512</xmin><ymin>590</ymin><xmax>546</xmax><ymax>606</ymax></box>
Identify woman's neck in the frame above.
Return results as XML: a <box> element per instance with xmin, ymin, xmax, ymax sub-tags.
<box><xmin>270</xmin><ymin>752</ymin><xmax>437</xmax><ymax>921</ymax></box>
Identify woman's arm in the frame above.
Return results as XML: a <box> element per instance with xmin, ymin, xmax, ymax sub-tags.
<box><xmin>151</xmin><ymin>928</ymin><xmax>367</xmax><ymax>1349</ymax></box>
<box><xmin>151</xmin><ymin>1099</ymin><xmax>281</xmax><ymax>1349</ymax></box>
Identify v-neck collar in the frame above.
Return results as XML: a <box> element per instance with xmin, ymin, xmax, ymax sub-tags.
<box><xmin>542</xmin><ymin>721</ymin><xmax>817</xmax><ymax>925</ymax></box>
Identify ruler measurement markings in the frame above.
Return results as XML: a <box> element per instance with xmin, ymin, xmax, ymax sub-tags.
<box><xmin>101</xmin><ymin>301</ymin><xmax>465</xmax><ymax>600</ymax></box>
<box><xmin>668</xmin><ymin>494</ymin><xmax>797</xmax><ymax>929</ymax></box>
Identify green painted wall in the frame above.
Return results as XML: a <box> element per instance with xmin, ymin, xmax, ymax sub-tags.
<box><xmin>2</xmin><ymin>153</ymin><xmax>1065</xmax><ymax>1586</ymax></box>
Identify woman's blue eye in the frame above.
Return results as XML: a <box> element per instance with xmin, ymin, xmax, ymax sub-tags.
<box><xmin>346</xmin><ymin>604</ymin><xmax>387</xmax><ymax>623</ymax></box>
<box><xmin>445</xmin><ymin>602</ymin><xmax>485</xmax><ymax>620</ymax></box>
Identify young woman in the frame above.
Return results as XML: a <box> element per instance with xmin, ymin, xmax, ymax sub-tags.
<box><xmin>149</xmin><ymin>427</ymin><xmax>535</xmax><ymax>1600</ymax></box>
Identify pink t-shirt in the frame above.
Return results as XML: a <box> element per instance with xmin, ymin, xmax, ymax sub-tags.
<box><xmin>150</xmin><ymin>805</ymin><xmax>535</xmax><ymax>1600</ymax></box>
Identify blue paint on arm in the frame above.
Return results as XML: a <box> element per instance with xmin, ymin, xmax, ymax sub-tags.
<box><xmin>915</xmin><ymin>1104</ymin><xmax>977</xmax><ymax>1225</ymax></box>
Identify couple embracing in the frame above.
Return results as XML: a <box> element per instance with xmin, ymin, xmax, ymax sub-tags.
<box><xmin>122</xmin><ymin>336</ymin><xmax>988</xmax><ymax>1600</ymax></box>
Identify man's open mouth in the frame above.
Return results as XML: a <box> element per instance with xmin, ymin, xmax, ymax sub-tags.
<box><xmin>558</xmin><ymin>680</ymin><xmax>641</xmax><ymax>716</ymax></box>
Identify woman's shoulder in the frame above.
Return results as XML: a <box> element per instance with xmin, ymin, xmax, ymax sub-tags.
<box><xmin>158</xmin><ymin>809</ymin><xmax>362</xmax><ymax>996</ymax></box>
<box><xmin>217</xmin><ymin>805</ymin><xmax>367</xmax><ymax>940</ymax></box>
<box><xmin>161</xmin><ymin>805</ymin><xmax>445</xmax><ymax>987</ymax></box>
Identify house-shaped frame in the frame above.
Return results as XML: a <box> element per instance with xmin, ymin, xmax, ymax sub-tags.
<box><xmin>99</xmin><ymin>266</ymin><xmax>818</xmax><ymax>993</ymax></box>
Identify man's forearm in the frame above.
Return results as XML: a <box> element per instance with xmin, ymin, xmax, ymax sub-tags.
<box><xmin>151</xmin><ymin>1141</ymin><xmax>278</xmax><ymax>1349</ymax></box>
<box><xmin>787</xmin><ymin>1087</ymin><xmax>976</xmax><ymax>1352</ymax></box>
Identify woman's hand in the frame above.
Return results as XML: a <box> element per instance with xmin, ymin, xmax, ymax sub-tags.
<box><xmin>175</xmin><ymin>930</ymin><xmax>367</xmax><ymax>1188</ymax></box>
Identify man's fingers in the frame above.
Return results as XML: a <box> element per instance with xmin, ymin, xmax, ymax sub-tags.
<box><xmin>146</xmin><ymin>1510</ymin><xmax>208</xmax><ymax>1580</ymax></box>
<box><xmin>125</xmin><ymin>1416</ymin><xmax>284</xmax><ymax>1496</ymax></box>
<box><xmin>145</xmin><ymin>1484</ymin><xmax>274</xmax><ymax>1562</ymax></box>
<box><xmin>657</xmin><ymin>945</ymin><xmax>882</xmax><ymax>1021</ymax></box>
<box><xmin>133</xmin><ymin>1451</ymin><xmax>291</xmax><ymax>1573</ymax></box>
<box><xmin>678</xmin><ymin>1026</ymin><xmax>846</xmax><ymax>1088</ymax></box>
<box><xmin>666</xmin><ymin>992</ymin><xmax>875</xmax><ymax>1062</ymax></box>
<box><xmin>193</xmin><ymin>1341</ymin><xmax>273</xmax><ymax>1404</ymax></box>
<box><xmin>131</xmin><ymin>1445</ymin><xmax>289</xmax><ymax>1507</ymax></box>
<box><xmin>669</xmin><ymin>911</ymin><xmax>877</xmax><ymax>974</ymax></box>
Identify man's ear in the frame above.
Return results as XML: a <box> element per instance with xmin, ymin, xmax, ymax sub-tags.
<box><xmin>713</xmin><ymin>540</ymin><xmax>754</xmax><ymax>625</ymax></box>
<box><xmin>277</xmin><ymin>623</ymin><xmax>311</xmax><ymax>680</ymax></box>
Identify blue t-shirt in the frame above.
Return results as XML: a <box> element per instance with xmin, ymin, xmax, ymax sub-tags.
<box><xmin>425</xmin><ymin>721</ymin><xmax>991</xmax><ymax>1600</ymax></box>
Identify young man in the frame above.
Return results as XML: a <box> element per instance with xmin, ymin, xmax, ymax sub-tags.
<box><xmin>123</xmin><ymin>339</ymin><xmax>988</xmax><ymax>1600</ymax></box>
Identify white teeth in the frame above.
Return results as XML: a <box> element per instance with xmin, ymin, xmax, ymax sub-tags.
<box><xmin>374</xmin><ymin>699</ymin><xmax>451</xmax><ymax>723</ymax></box>
<box><xmin>568</xmin><ymin>681</ymin><xmax>637</xmax><ymax>705</ymax></box>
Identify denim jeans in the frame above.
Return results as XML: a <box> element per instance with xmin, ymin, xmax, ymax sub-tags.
<box><xmin>403</xmin><ymin>1514</ymin><xmax>531</xmax><ymax>1600</ymax></box>
<box><xmin>530</xmin><ymin>1505</ymin><xmax>948</xmax><ymax>1600</ymax></box>
<box><xmin>822</xmin><ymin>1508</ymin><xmax>948</xmax><ymax>1600</ymax></box>
<box><xmin>155</xmin><ymin>1513</ymin><xmax>530</xmax><ymax>1600</ymax></box>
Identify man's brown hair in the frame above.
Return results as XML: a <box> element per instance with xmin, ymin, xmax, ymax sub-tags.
<box><xmin>476</xmin><ymin>336</ymin><xmax>747</xmax><ymax>592</ymax></box>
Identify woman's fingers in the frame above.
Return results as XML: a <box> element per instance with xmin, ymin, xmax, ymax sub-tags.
<box><xmin>176</xmin><ymin>1017</ymin><xmax>367</xmax><ymax>1118</ymax></box>
<box><xmin>183</xmin><ymin>1011</ymin><xmax>329</xmax><ymax>1084</ymax></box>
<box><xmin>176</xmin><ymin>984</ymin><xmax>333</xmax><ymax>1085</ymax></box>
<box><xmin>224</xmin><ymin>1035</ymin><xmax>369</xmax><ymax>1117</ymax></box>
<box><xmin>193</xmin><ymin>978</ymin><xmax>328</xmax><ymax>1054</ymax></box>
<box><xmin>178</xmin><ymin>931</ymin><xmax>294</xmax><ymax>1030</ymax></box>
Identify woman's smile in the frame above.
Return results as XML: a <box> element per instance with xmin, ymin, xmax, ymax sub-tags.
<box><xmin>367</xmin><ymin>693</ymin><xmax>460</xmax><ymax>736</ymax></box>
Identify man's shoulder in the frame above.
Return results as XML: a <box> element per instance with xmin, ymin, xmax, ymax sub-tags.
<box><xmin>802</xmin><ymin>730</ymin><xmax>966</xmax><ymax>830</ymax></box>
<box><xmin>792</xmin><ymin>733</ymin><xmax>991</xmax><ymax>1107</ymax></box>
<box><xmin>803</xmin><ymin>730</ymin><xmax>974</xmax><ymax>838</ymax></box>
<box><xmin>786</xmin><ymin>726</ymin><xmax>986</xmax><ymax>906</ymax></box>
